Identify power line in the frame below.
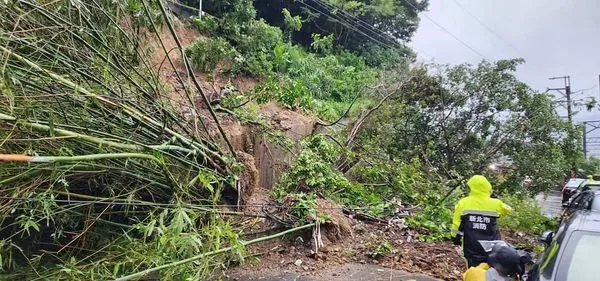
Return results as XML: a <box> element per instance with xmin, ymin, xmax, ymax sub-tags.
<box><xmin>446</xmin><ymin>0</ymin><xmax>564</xmax><ymax>83</ymax></box>
<box><xmin>312</xmin><ymin>0</ymin><xmax>400</xmax><ymax>45</ymax></box>
<box><xmin>400</xmin><ymin>0</ymin><xmax>488</xmax><ymax>59</ymax></box>
<box><xmin>448</xmin><ymin>0</ymin><xmax>521</xmax><ymax>55</ymax></box>
<box><xmin>299</xmin><ymin>0</ymin><xmax>433</xmax><ymax>59</ymax></box>
<box><xmin>297</xmin><ymin>1</ymin><xmax>399</xmax><ymax>50</ymax></box>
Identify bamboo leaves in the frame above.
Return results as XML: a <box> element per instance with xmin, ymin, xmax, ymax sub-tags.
<box><xmin>0</xmin><ymin>1</ymin><xmax>243</xmax><ymax>279</ymax></box>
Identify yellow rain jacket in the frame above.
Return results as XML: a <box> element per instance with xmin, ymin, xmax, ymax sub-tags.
<box><xmin>452</xmin><ymin>175</ymin><xmax>512</xmax><ymax>262</ymax></box>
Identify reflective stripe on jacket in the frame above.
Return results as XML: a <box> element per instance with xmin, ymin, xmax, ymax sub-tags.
<box><xmin>452</xmin><ymin>175</ymin><xmax>512</xmax><ymax>260</ymax></box>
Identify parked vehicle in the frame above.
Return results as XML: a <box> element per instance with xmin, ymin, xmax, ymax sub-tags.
<box><xmin>560</xmin><ymin>190</ymin><xmax>600</xmax><ymax>222</ymax></box>
<box><xmin>563</xmin><ymin>180</ymin><xmax>600</xmax><ymax>207</ymax></box>
<box><xmin>525</xmin><ymin>211</ymin><xmax>600</xmax><ymax>281</ymax></box>
<box><xmin>561</xmin><ymin>178</ymin><xmax>586</xmax><ymax>206</ymax></box>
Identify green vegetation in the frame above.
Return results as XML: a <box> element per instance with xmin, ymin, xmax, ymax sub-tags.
<box><xmin>580</xmin><ymin>156</ymin><xmax>600</xmax><ymax>176</ymax></box>
<box><xmin>499</xmin><ymin>195</ymin><xmax>559</xmax><ymax>235</ymax></box>
<box><xmin>186</xmin><ymin>37</ymin><xmax>234</xmax><ymax>72</ymax></box>
<box><xmin>369</xmin><ymin>240</ymin><xmax>395</xmax><ymax>259</ymax></box>
<box><xmin>184</xmin><ymin>0</ymin><xmax>379</xmax><ymax>120</ymax></box>
<box><xmin>0</xmin><ymin>0</ymin><xmax>588</xmax><ymax>278</ymax></box>
<box><xmin>0</xmin><ymin>0</ymin><xmax>244</xmax><ymax>279</ymax></box>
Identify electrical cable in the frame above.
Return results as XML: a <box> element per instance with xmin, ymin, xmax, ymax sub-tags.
<box><xmin>448</xmin><ymin>0</ymin><xmax>522</xmax><ymax>55</ymax></box>
<box><xmin>400</xmin><ymin>0</ymin><xmax>488</xmax><ymax>59</ymax></box>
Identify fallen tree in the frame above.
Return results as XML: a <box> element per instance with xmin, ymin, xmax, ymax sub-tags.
<box><xmin>0</xmin><ymin>0</ymin><xmax>278</xmax><ymax>279</ymax></box>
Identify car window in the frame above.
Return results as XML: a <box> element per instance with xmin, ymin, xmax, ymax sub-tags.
<box><xmin>591</xmin><ymin>195</ymin><xmax>600</xmax><ymax>211</ymax></box>
<box><xmin>579</xmin><ymin>192</ymin><xmax>594</xmax><ymax>210</ymax></box>
<box><xmin>556</xmin><ymin>231</ymin><xmax>600</xmax><ymax>281</ymax></box>
<box><xmin>569</xmin><ymin>193</ymin><xmax>586</xmax><ymax>209</ymax></box>
<box><xmin>566</xmin><ymin>179</ymin><xmax>586</xmax><ymax>188</ymax></box>
<box><xmin>582</xmin><ymin>184</ymin><xmax>600</xmax><ymax>191</ymax></box>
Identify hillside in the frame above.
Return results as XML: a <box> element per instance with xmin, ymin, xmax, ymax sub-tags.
<box><xmin>0</xmin><ymin>1</ymin><xmax>577</xmax><ymax>280</ymax></box>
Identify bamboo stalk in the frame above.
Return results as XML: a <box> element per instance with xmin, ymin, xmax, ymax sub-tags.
<box><xmin>0</xmin><ymin>113</ymin><xmax>201</xmax><ymax>156</ymax></box>
<box><xmin>114</xmin><ymin>223</ymin><xmax>315</xmax><ymax>281</ymax></box>
<box><xmin>140</xmin><ymin>0</ymin><xmax>214</xmax><ymax>143</ymax></box>
<box><xmin>0</xmin><ymin>153</ymin><xmax>160</xmax><ymax>164</ymax></box>
<box><xmin>1</xmin><ymin>45</ymin><xmax>229</xmax><ymax>169</ymax></box>
<box><xmin>155</xmin><ymin>0</ymin><xmax>236</xmax><ymax>157</ymax></box>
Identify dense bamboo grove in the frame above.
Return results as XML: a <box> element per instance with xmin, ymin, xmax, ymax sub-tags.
<box><xmin>0</xmin><ymin>1</ymin><xmax>248</xmax><ymax>279</ymax></box>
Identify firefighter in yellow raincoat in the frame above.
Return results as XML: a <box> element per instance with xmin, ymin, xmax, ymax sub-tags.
<box><xmin>451</xmin><ymin>175</ymin><xmax>512</xmax><ymax>268</ymax></box>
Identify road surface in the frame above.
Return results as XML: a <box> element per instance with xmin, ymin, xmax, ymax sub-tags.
<box><xmin>224</xmin><ymin>263</ymin><xmax>442</xmax><ymax>281</ymax></box>
<box><xmin>535</xmin><ymin>192</ymin><xmax>562</xmax><ymax>218</ymax></box>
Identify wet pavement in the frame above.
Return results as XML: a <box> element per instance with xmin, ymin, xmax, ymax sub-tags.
<box><xmin>535</xmin><ymin>191</ymin><xmax>563</xmax><ymax>218</ymax></box>
<box><xmin>224</xmin><ymin>263</ymin><xmax>442</xmax><ymax>281</ymax></box>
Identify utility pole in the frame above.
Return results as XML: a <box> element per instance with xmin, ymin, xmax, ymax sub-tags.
<box><xmin>198</xmin><ymin>0</ymin><xmax>203</xmax><ymax>19</ymax></box>
<box><xmin>582</xmin><ymin>121</ymin><xmax>600</xmax><ymax>160</ymax></box>
<box><xmin>548</xmin><ymin>75</ymin><xmax>572</xmax><ymax>125</ymax></box>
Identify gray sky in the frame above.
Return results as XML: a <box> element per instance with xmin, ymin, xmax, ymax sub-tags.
<box><xmin>409</xmin><ymin>0</ymin><xmax>600</xmax><ymax>156</ymax></box>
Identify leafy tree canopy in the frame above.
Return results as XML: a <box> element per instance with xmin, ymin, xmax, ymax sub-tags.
<box><xmin>352</xmin><ymin>59</ymin><xmax>578</xmax><ymax>195</ymax></box>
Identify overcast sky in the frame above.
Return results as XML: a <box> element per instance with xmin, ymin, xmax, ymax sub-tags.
<box><xmin>409</xmin><ymin>0</ymin><xmax>600</xmax><ymax>155</ymax></box>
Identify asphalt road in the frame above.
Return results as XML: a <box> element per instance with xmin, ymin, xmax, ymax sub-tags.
<box><xmin>223</xmin><ymin>263</ymin><xmax>441</xmax><ymax>281</ymax></box>
<box><xmin>535</xmin><ymin>192</ymin><xmax>563</xmax><ymax>218</ymax></box>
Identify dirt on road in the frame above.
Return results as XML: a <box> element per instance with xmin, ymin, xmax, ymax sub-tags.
<box><xmin>224</xmin><ymin>263</ymin><xmax>443</xmax><ymax>281</ymax></box>
<box><xmin>219</xmin><ymin>217</ymin><xmax>466</xmax><ymax>281</ymax></box>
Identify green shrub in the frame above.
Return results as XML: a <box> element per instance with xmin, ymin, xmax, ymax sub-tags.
<box><xmin>311</xmin><ymin>33</ymin><xmax>334</xmax><ymax>55</ymax></box>
<box><xmin>274</xmin><ymin>135</ymin><xmax>387</xmax><ymax>215</ymax></box>
<box><xmin>285</xmin><ymin>51</ymin><xmax>376</xmax><ymax>102</ymax></box>
<box><xmin>499</xmin><ymin>195</ymin><xmax>559</xmax><ymax>234</ymax></box>
<box><xmin>231</xmin><ymin>20</ymin><xmax>284</xmax><ymax>76</ymax></box>
<box><xmin>191</xmin><ymin>16</ymin><xmax>218</xmax><ymax>34</ymax></box>
<box><xmin>217</xmin><ymin>0</ymin><xmax>256</xmax><ymax>37</ymax></box>
<box><xmin>369</xmin><ymin>240</ymin><xmax>395</xmax><ymax>259</ymax></box>
<box><xmin>282</xmin><ymin>8</ymin><xmax>302</xmax><ymax>41</ymax></box>
<box><xmin>406</xmin><ymin>204</ymin><xmax>453</xmax><ymax>242</ymax></box>
<box><xmin>358</xmin><ymin>43</ymin><xmax>413</xmax><ymax>68</ymax></box>
<box><xmin>276</xmin><ymin>135</ymin><xmax>347</xmax><ymax>193</ymax></box>
<box><xmin>186</xmin><ymin>37</ymin><xmax>234</xmax><ymax>72</ymax></box>
<box><xmin>277</xmin><ymin>78</ymin><xmax>313</xmax><ymax>109</ymax></box>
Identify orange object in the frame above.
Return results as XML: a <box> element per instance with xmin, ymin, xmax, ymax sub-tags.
<box><xmin>0</xmin><ymin>154</ymin><xmax>34</xmax><ymax>162</ymax></box>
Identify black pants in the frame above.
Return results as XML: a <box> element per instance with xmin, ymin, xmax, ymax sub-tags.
<box><xmin>466</xmin><ymin>256</ymin><xmax>487</xmax><ymax>268</ymax></box>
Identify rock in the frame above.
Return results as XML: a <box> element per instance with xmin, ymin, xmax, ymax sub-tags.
<box><xmin>294</xmin><ymin>259</ymin><xmax>303</xmax><ymax>267</ymax></box>
<box><xmin>359</xmin><ymin>260</ymin><xmax>366</xmax><ymax>264</ymax></box>
<box><xmin>303</xmin><ymin>266</ymin><xmax>309</xmax><ymax>271</ymax></box>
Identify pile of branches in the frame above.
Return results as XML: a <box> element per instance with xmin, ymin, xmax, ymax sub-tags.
<box><xmin>0</xmin><ymin>0</ymin><xmax>269</xmax><ymax>279</ymax></box>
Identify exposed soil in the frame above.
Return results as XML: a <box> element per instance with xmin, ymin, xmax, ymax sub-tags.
<box><xmin>224</xmin><ymin>222</ymin><xmax>463</xmax><ymax>281</ymax></box>
<box><xmin>223</xmin><ymin>205</ymin><xmax>540</xmax><ymax>281</ymax></box>
<box><xmin>142</xmin><ymin>17</ymin><xmax>542</xmax><ymax>281</ymax></box>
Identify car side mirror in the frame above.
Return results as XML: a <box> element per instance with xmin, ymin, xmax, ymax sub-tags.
<box><xmin>538</xmin><ymin>231</ymin><xmax>554</xmax><ymax>246</ymax></box>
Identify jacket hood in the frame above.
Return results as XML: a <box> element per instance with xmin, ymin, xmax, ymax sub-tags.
<box><xmin>467</xmin><ymin>175</ymin><xmax>492</xmax><ymax>197</ymax></box>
